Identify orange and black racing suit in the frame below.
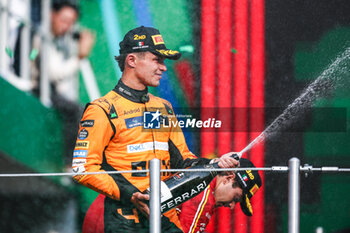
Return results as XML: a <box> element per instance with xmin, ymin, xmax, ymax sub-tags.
<box><xmin>73</xmin><ymin>80</ymin><xmax>210</xmax><ymax>233</ymax></box>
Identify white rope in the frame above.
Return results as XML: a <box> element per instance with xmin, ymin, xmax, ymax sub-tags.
<box><xmin>0</xmin><ymin>167</ymin><xmax>268</xmax><ymax>178</ymax></box>
<box><xmin>0</xmin><ymin>166</ymin><xmax>349</xmax><ymax>178</ymax></box>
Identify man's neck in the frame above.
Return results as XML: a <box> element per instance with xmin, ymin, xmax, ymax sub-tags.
<box><xmin>121</xmin><ymin>74</ymin><xmax>147</xmax><ymax>91</ymax></box>
<box><xmin>113</xmin><ymin>79</ymin><xmax>149</xmax><ymax>103</ymax></box>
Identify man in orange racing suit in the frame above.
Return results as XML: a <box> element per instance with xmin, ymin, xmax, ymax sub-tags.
<box><xmin>72</xmin><ymin>26</ymin><xmax>237</xmax><ymax>233</ymax></box>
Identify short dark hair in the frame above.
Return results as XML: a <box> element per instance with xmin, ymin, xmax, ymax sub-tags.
<box><xmin>232</xmin><ymin>179</ymin><xmax>241</xmax><ymax>189</ymax></box>
<box><xmin>115</xmin><ymin>54</ymin><xmax>127</xmax><ymax>72</ymax></box>
<box><xmin>52</xmin><ymin>1</ymin><xmax>79</xmax><ymax>15</ymax></box>
<box><xmin>115</xmin><ymin>52</ymin><xmax>147</xmax><ymax>72</ymax></box>
<box><xmin>217</xmin><ymin>173</ymin><xmax>242</xmax><ymax>189</ymax></box>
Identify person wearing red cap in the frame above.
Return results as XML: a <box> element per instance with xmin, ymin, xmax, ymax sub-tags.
<box><xmin>177</xmin><ymin>158</ymin><xmax>262</xmax><ymax>233</ymax></box>
<box><xmin>73</xmin><ymin>26</ymin><xmax>238</xmax><ymax>233</ymax></box>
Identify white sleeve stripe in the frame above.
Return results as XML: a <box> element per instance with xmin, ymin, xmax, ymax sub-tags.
<box><xmin>188</xmin><ymin>186</ymin><xmax>210</xmax><ymax>233</ymax></box>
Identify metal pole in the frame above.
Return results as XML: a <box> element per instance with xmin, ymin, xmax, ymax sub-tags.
<box><xmin>20</xmin><ymin>0</ymin><xmax>31</xmax><ymax>81</ymax></box>
<box><xmin>149</xmin><ymin>159</ymin><xmax>161</xmax><ymax>233</ymax></box>
<box><xmin>40</xmin><ymin>0</ymin><xmax>51</xmax><ymax>106</ymax></box>
<box><xmin>288</xmin><ymin>157</ymin><xmax>300</xmax><ymax>233</ymax></box>
<box><xmin>80</xmin><ymin>59</ymin><xmax>101</xmax><ymax>101</ymax></box>
<box><xmin>0</xmin><ymin>0</ymin><xmax>9</xmax><ymax>73</ymax></box>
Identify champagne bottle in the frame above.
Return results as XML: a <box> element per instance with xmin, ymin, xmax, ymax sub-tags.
<box><xmin>144</xmin><ymin>154</ymin><xmax>238</xmax><ymax>213</ymax></box>
<box><xmin>144</xmin><ymin>163</ymin><xmax>218</xmax><ymax>213</ymax></box>
<box><xmin>161</xmin><ymin>163</ymin><xmax>219</xmax><ymax>213</ymax></box>
<box><xmin>143</xmin><ymin>154</ymin><xmax>239</xmax><ymax>213</ymax></box>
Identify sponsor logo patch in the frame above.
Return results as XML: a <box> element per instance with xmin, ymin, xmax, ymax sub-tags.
<box><xmin>237</xmin><ymin>173</ymin><xmax>247</xmax><ymax>187</ymax></box>
<box><xmin>72</xmin><ymin>165</ymin><xmax>85</xmax><ymax>173</ymax></box>
<box><xmin>127</xmin><ymin>141</ymin><xmax>168</xmax><ymax>153</ymax></box>
<box><xmin>156</xmin><ymin>49</ymin><xmax>179</xmax><ymax>56</ymax></box>
<box><xmin>242</xmin><ymin>174</ymin><xmax>249</xmax><ymax>182</ymax></box>
<box><xmin>125</xmin><ymin>116</ymin><xmax>143</xmax><ymax>128</ymax></box>
<box><xmin>151</xmin><ymin>34</ymin><xmax>164</xmax><ymax>45</ymax></box>
<box><xmin>124</xmin><ymin>108</ymin><xmax>141</xmax><ymax>115</ymax></box>
<box><xmin>134</xmin><ymin>34</ymin><xmax>146</xmax><ymax>40</ymax></box>
<box><xmin>173</xmin><ymin>173</ymin><xmax>184</xmax><ymax>180</ymax></box>
<box><xmin>250</xmin><ymin>184</ymin><xmax>260</xmax><ymax>196</ymax></box>
<box><xmin>110</xmin><ymin>105</ymin><xmax>118</xmax><ymax>119</ymax></box>
<box><xmin>246</xmin><ymin>170</ymin><xmax>255</xmax><ymax>180</ymax></box>
<box><xmin>81</xmin><ymin>120</ymin><xmax>94</xmax><ymax>127</ymax></box>
<box><xmin>245</xmin><ymin>195</ymin><xmax>253</xmax><ymax>214</ymax></box>
<box><xmin>72</xmin><ymin>158</ymin><xmax>87</xmax><ymax>166</ymax></box>
<box><xmin>78</xmin><ymin>129</ymin><xmax>88</xmax><ymax>140</ymax></box>
<box><xmin>75</xmin><ymin>141</ymin><xmax>89</xmax><ymax>149</ymax></box>
<box><xmin>96</xmin><ymin>98</ymin><xmax>111</xmax><ymax>110</ymax></box>
<box><xmin>73</xmin><ymin>150</ymin><xmax>88</xmax><ymax>158</ymax></box>
<box><xmin>163</xmin><ymin>103</ymin><xmax>174</xmax><ymax>115</ymax></box>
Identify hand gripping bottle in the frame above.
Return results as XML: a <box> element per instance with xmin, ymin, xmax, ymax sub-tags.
<box><xmin>144</xmin><ymin>154</ymin><xmax>239</xmax><ymax>213</ymax></box>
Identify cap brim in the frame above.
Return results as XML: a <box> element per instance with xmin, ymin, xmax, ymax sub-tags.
<box><xmin>153</xmin><ymin>49</ymin><xmax>181</xmax><ymax>60</ymax></box>
<box><xmin>240</xmin><ymin>194</ymin><xmax>253</xmax><ymax>216</ymax></box>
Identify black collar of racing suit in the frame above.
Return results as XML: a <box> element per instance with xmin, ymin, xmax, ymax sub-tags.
<box><xmin>113</xmin><ymin>79</ymin><xmax>150</xmax><ymax>103</ymax></box>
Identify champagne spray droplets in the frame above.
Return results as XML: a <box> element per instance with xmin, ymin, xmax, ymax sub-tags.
<box><xmin>238</xmin><ymin>47</ymin><xmax>350</xmax><ymax>158</ymax></box>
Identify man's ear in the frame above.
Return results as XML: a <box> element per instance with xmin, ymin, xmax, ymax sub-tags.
<box><xmin>125</xmin><ymin>54</ymin><xmax>137</xmax><ymax>68</ymax></box>
<box><xmin>224</xmin><ymin>174</ymin><xmax>236</xmax><ymax>183</ymax></box>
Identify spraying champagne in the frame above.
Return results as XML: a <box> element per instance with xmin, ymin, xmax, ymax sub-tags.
<box><xmin>238</xmin><ymin>47</ymin><xmax>350</xmax><ymax>157</ymax></box>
